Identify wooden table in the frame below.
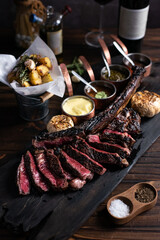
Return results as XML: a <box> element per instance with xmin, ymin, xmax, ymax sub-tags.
<box><xmin>0</xmin><ymin>28</ymin><xmax>160</xmax><ymax>240</ymax></box>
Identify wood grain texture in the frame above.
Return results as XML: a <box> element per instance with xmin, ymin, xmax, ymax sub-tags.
<box><xmin>0</xmin><ymin>28</ymin><xmax>160</xmax><ymax>240</ymax></box>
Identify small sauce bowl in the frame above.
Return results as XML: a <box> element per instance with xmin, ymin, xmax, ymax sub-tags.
<box><xmin>107</xmin><ymin>181</ymin><xmax>158</xmax><ymax>225</ymax></box>
<box><xmin>61</xmin><ymin>95</ymin><xmax>95</xmax><ymax>125</ymax></box>
<box><xmin>101</xmin><ymin>64</ymin><xmax>131</xmax><ymax>92</ymax></box>
<box><xmin>84</xmin><ymin>80</ymin><xmax>116</xmax><ymax>110</ymax></box>
<box><xmin>123</xmin><ymin>53</ymin><xmax>152</xmax><ymax>77</ymax></box>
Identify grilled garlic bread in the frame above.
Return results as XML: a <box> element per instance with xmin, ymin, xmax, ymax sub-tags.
<box><xmin>131</xmin><ymin>90</ymin><xmax>160</xmax><ymax>117</ymax></box>
<box><xmin>47</xmin><ymin>115</ymin><xmax>74</xmax><ymax>133</ymax></box>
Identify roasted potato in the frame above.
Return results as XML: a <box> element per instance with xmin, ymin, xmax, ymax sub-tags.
<box><xmin>8</xmin><ymin>54</ymin><xmax>53</xmax><ymax>87</ymax></box>
<box><xmin>42</xmin><ymin>73</ymin><xmax>53</xmax><ymax>83</ymax></box>
<box><xmin>23</xmin><ymin>81</ymin><xmax>31</xmax><ymax>87</ymax></box>
<box><xmin>36</xmin><ymin>65</ymin><xmax>49</xmax><ymax>77</ymax></box>
<box><xmin>29</xmin><ymin>70</ymin><xmax>42</xmax><ymax>85</ymax></box>
<box><xmin>39</xmin><ymin>57</ymin><xmax>52</xmax><ymax>69</ymax></box>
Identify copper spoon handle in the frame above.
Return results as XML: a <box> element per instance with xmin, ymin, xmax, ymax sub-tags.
<box><xmin>110</xmin><ymin>34</ymin><xmax>128</xmax><ymax>55</ymax></box>
<box><xmin>98</xmin><ymin>38</ymin><xmax>112</xmax><ymax>65</ymax></box>
<box><xmin>78</xmin><ymin>56</ymin><xmax>95</xmax><ymax>82</ymax></box>
<box><xmin>60</xmin><ymin>63</ymin><xmax>73</xmax><ymax>97</ymax></box>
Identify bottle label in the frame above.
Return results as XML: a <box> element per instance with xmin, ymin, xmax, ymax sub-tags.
<box><xmin>47</xmin><ymin>30</ymin><xmax>63</xmax><ymax>55</ymax></box>
<box><xmin>119</xmin><ymin>6</ymin><xmax>149</xmax><ymax>40</ymax></box>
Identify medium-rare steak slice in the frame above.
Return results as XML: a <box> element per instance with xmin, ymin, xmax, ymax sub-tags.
<box><xmin>65</xmin><ymin>145</ymin><xmax>106</xmax><ymax>175</ymax></box>
<box><xmin>17</xmin><ymin>155</ymin><xmax>31</xmax><ymax>195</ymax></box>
<box><xmin>87</xmin><ymin>134</ymin><xmax>131</xmax><ymax>158</ymax></box>
<box><xmin>107</xmin><ymin>108</ymin><xmax>141</xmax><ymax>136</ymax></box>
<box><xmin>80</xmin><ymin>66</ymin><xmax>145</xmax><ymax>134</ymax></box>
<box><xmin>46</xmin><ymin>149</ymin><xmax>65</xmax><ymax>178</ymax></box>
<box><xmin>100</xmin><ymin>129</ymin><xmax>135</xmax><ymax>148</ymax></box>
<box><xmin>32</xmin><ymin>127</ymin><xmax>85</xmax><ymax>149</ymax></box>
<box><xmin>34</xmin><ymin>149</ymin><xmax>68</xmax><ymax>191</ymax></box>
<box><xmin>74</xmin><ymin>137</ymin><xmax>129</xmax><ymax>168</ymax></box>
<box><xmin>25</xmin><ymin>151</ymin><xmax>49</xmax><ymax>192</ymax></box>
<box><xmin>69</xmin><ymin>178</ymin><xmax>86</xmax><ymax>190</ymax></box>
<box><xmin>60</xmin><ymin>150</ymin><xmax>94</xmax><ymax>180</ymax></box>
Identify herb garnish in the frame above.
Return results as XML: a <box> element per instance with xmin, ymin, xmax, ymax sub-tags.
<box><xmin>95</xmin><ymin>91</ymin><xmax>108</xmax><ymax>99</ymax></box>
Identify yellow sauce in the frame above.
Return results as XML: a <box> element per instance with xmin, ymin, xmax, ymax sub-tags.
<box><xmin>63</xmin><ymin>97</ymin><xmax>93</xmax><ymax>116</ymax></box>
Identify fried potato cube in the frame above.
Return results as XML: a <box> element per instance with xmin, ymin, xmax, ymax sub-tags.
<box><xmin>29</xmin><ymin>70</ymin><xmax>42</xmax><ymax>85</ymax></box>
<box><xmin>29</xmin><ymin>54</ymin><xmax>41</xmax><ymax>60</ymax></box>
<box><xmin>42</xmin><ymin>73</ymin><xmax>53</xmax><ymax>83</ymax></box>
<box><xmin>23</xmin><ymin>81</ymin><xmax>31</xmax><ymax>87</ymax></box>
<box><xmin>7</xmin><ymin>71</ymin><xmax>16</xmax><ymax>83</ymax></box>
<box><xmin>39</xmin><ymin>57</ymin><xmax>52</xmax><ymax>69</ymax></box>
<box><xmin>36</xmin><ymin>65</ymin><xmax>49</xmax><ymax>77</ymax></box>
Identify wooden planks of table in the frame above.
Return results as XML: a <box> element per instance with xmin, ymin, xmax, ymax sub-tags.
<box><xmin>0</xmin><ymin>28</ymin><xmax>160</xmax><ymax>240</ymax></box>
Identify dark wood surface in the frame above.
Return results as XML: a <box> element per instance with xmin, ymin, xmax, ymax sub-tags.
<box><xmin>0</xmin><ymin>28</ymin><xmax>160</xmax><ymax>240</ymax></box>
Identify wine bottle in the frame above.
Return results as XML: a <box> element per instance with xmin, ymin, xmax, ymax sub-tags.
<box><xmin>118</xmin><ymin>0</ymin><xmax>150</xmax><ymax>53</ymax></box>
<box><xmin>43</xmin><ymin>5</ymin><xmax>71</xmax><ymax>64</ymax></box>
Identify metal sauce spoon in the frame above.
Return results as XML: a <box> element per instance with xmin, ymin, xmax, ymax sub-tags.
<box><xmin>101</xmin><ymin>52</ymin><xmax>111</xmax><ymax>78</ymax></box>
<box><xmin>71</xmin><ymin>70</ymin><xmax>97</xmax><ymax>93</ymax></box>
<box><xmin>113</xmin><ymin>41</ymin><xmax>135</xmax><ymax>67</ymax></box>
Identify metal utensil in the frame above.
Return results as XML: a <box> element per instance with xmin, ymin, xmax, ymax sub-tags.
<box><xmin>71</xmin><ymin>71</ymin><xmax>97</xmax><ymax>93</ymax></box>
<box><xmin>101</xmin><ymin>51</ymin><xmax>111</xmax><ymax>77</ymax></box>
<box><xmin>113</xmin><ymin>41</ymin><xmax>135</xmax><ymax>67</ymax></box>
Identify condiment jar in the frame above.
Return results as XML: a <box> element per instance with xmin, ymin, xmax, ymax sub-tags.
<box><xmin>101</xmin><ymin>64</ymin><xmax>131</xmax><ymax>92</ymax></box>
<box><xmin>60</xmin><ymin>63</ymin><xmax>95</xmax><ymax>125</ymax></box>
<box><xmin>123</xmin><ymin>53</ymin><xmax>152</xmax><ymax>77</ymax></box>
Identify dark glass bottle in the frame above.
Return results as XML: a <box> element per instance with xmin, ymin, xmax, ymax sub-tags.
<box><xmin>118</xmin><ymin>0</ymin><xmax>150</xmax><ymax>53</ymax></box>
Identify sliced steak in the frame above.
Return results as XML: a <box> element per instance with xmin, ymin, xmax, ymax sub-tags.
<box><xmin>107</xmin><ymin>107</ymin><xmax>141</xmax><ymax>136</ymax></box>
<box><xmin>87</xmin><ymin>134</ymin><xmax>130</xmax><ymax>158</ymax></box>
<box><xmin>32</xmin><ymin>127</ymin><xmax>85</xmax><ymax>149</ymax></box>
<box><xmin>65</xmin><ymin>145</ymin><xmax>106</xmax><ymax>175</ymax></box>
<box><xmin>74</xmin><ymin>137</ymin><xmax>129</xmax><ymax>168</ymax></box>
<box><xmin>34</xmin><ymin>149</ymin><xmax>68</xmax><ymax>191</ymax></box>
<box><xmin>69</xmin><ymin>178</ymin><xmax>86</xmax><ymax>190</ymax></box>
<box><xmin>80</xmin><ymin>66</ymin><xmax>145</xmax><ymax>134</ymax></box>
<box><xmin>17</xmin><ymin>155</ymin><xmax>31</xmax><ymax>195</ymax></box>
<box><xmin>25</xmin><ymin>151</ymin><xmax>49</xmax><ymax>192</ymax></box>
<box><xmin>60</xmin><ymin>150</ymin><xmax>94</xmax><ymax>180</ymax></box>
<box><xmin>46</xmin><ymin>149</ymin><xmax>65</xmax><ymax>178</ymax></box>
<box><xmin>100</xmin><ymin>129</ymin><xmax>135</xmax><ymax>148</ymax></box>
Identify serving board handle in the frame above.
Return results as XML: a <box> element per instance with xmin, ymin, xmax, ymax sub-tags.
<box><xmin>149</xmin><ymin>181</ymin><xmax>160</xmax><ymax>191</ymax></box>
<box><xmin>40</xmin><ymin>92</ymin><xmax>54</xmax><ymax>102</ymax></box>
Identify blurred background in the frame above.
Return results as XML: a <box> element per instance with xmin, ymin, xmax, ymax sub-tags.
<box><xmin>1</xmin><ymin>0</ymin><xmax>160</xmax><ymax>30</ymax></box>
<box><xmin>0</xmin><ymin>0</ymin><xmax>160</xmax><ymax>56</ymax></box>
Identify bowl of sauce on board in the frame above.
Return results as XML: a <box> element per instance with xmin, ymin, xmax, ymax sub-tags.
<box><xmin>101</xmin><ymin>64</ymin><xmax>131</xmax><ymax>92</ymax></box>
<box><xmin>61</xmin><ymin>95</ymin><xmax>95</xmax><ymax>125</ymax></box>
<box><xmin>84</xmin><ymin>80</ymin><xmax>116</xmax><ymax>110</ymax></box>
<box><xmin>123</xmin><ymin>53</ymin><xmax>152</xmax><ymax>77</ymax></box>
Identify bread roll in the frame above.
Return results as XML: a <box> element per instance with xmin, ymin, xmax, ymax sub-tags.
<box><xmin>131</xmin><ymin>90</ymin><xmax>160</xmax><ymax>117</ymax></box>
